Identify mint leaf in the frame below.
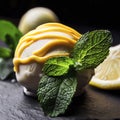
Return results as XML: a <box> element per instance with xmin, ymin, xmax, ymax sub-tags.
<box><xmin>42</xmin><ymin>56</ymin><xmax>74</xmax><ymax>76</ymax></box>
<box><xmin>71</xmin><ymin>30</ymin><xmax>112</xmax><ymax>71</ymax></box>
<box><xmin>0</xmin><ymin>47</ymin><xmax>11</xmax><ymax>58</ymax></box>
<box><xmin>0</xmin><ymin>20</ymin><xmax>23</xmax><ymax>57</ymax></box>
<box><xmin>37</xmin><ymin>72</ymin><xmax>77</xmax><ymax>117</ymax></box>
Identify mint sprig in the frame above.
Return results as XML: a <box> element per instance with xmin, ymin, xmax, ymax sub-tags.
<box><xmin>0</xmin><ymin>20</ymin><xmax>23</xmax><ymax>80</ymax></box>
<box><xmin>0</xmin><ymin>20</ymin><xmax>23</xmax><ymax>58</ymax></box>
<box><xmin>37</xmin><ymin>30</ymin><xmax>112</xmax><ymax>117</ymax></box>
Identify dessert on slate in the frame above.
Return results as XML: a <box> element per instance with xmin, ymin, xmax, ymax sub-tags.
<box><xmin>13</xmin><ymin>22</ymin><xmax>112</xmax><ymax>117</ymax></box>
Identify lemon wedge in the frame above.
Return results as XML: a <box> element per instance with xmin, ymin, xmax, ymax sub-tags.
<box><xmin>89</xmin><ymin>44</ymin><xmax>120</xmax><ymax>90</ymax></box>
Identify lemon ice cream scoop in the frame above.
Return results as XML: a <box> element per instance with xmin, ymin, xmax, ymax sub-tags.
<box><xmin>13</xmin><ymin>23</ymin><xmax>93</xmax><ymax>96</ymax></box>
<box><xmin>13</xmin><ymin>23</ymin><xmax>81</xmax><ymax>95</ymax></box>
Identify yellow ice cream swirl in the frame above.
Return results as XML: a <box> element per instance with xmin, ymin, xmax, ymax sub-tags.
<box><xmin>13</xmin><ymin>23</ymin><xmax>81</xmax><ymax>72</ymax></box>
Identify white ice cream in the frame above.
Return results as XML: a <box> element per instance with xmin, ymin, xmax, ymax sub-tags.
<box><xmin>13</xmin><ymin>23</ymin><xmax>93</xmax><ymax>96</ymax></box>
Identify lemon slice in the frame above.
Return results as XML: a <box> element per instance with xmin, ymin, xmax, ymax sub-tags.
<box><xmin>89</xmin><ymin>44</ymin><xmax>120</xmax><ymax>90</ymax></box>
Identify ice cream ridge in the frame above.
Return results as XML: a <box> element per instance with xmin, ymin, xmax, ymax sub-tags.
<box><xmin>13</xmin><ymin>22</ymin><xmax>93</xmax><ymax>96</ymax></box>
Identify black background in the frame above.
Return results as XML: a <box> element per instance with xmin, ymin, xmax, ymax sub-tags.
<box><xmin>0</xmin><ymin>0</ymin><xmax>120</xmax><ymax>29</ymax></box>
<box><xmin>1</xmin><ymin>0</ymin><xmax>120</xmax><ymax>45</ymax></box>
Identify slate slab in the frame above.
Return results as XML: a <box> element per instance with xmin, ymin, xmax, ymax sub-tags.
<box><xmin>0</xmin><ymin>80</ymin><xmax>120</xmax><ymax>120</ymax></box>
